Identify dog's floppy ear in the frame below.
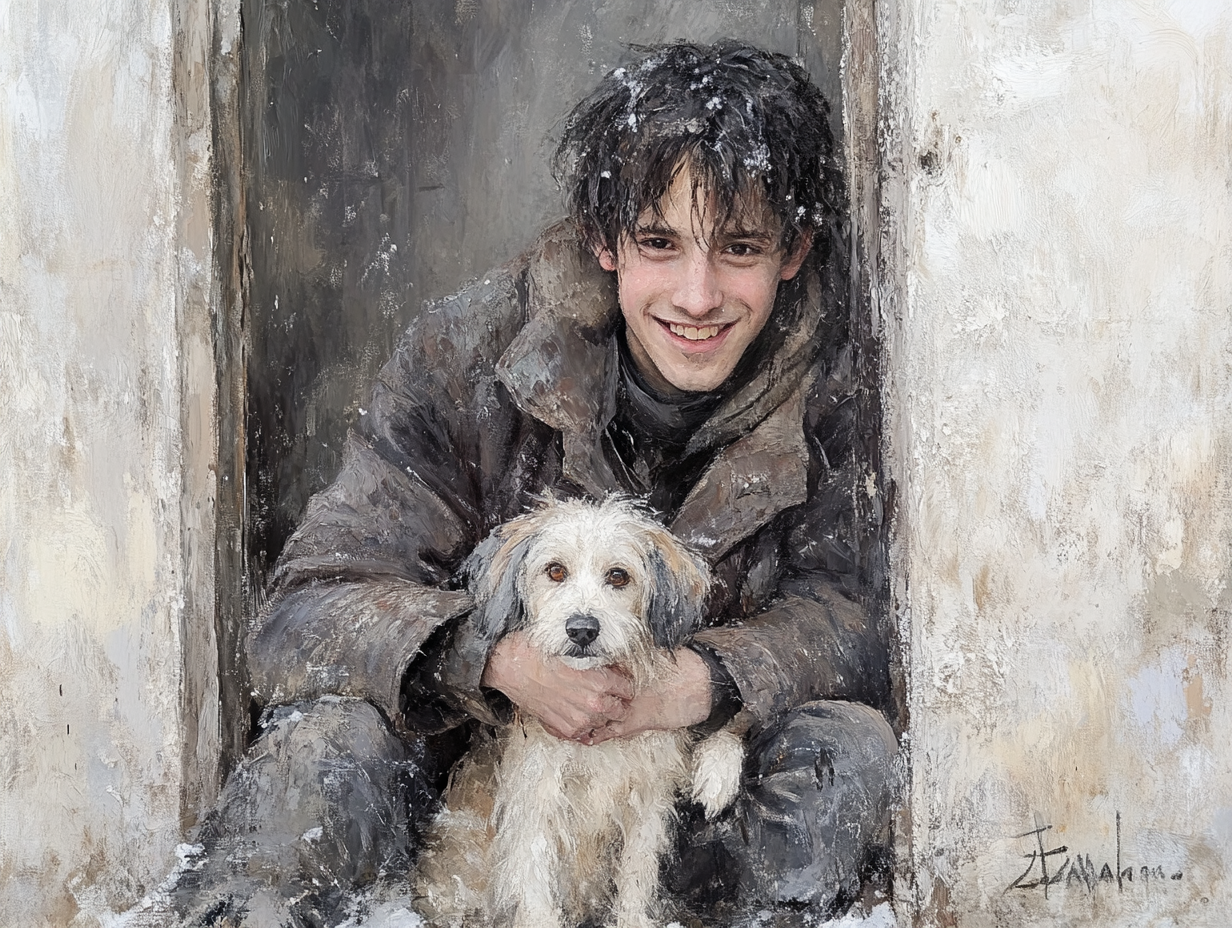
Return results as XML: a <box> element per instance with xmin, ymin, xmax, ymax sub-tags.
<box><xmin>463</xmin><ymin>518</ymin><xmax>539</xmax><ymax>641</ymax></box>
<box><xmin>642</xmin><ymin>525</ymin><xmax>711</xmax><ymax>649</ymax></box>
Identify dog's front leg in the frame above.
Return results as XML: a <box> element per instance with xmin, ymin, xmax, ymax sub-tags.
<box><xmin>608</xmin><ymin>777</ymin><xmax>677</xmax><ymax>928</ymax></box>
<box><xmin>491</xmin><ymin>735</ymin><xmax>571</xmax><ymax>928</ymax></box>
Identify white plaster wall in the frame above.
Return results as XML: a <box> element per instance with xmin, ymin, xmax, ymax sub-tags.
<box><xmin>0</xmin><ymin>0</ymin><xmax>220</xmax><ymax>923</ymax></box>
<box><xmin>882</xmin><ymin>2</ymin><xmax>1232</xmax><ymax>924</ymax></box>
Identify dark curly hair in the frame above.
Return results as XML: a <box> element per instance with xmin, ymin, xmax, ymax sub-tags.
<box><xmin>554</xmin><ymin>41</ymin><xmax>844</xmax><ymax>262</ymax></box>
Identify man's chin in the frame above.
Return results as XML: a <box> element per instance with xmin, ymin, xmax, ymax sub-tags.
<box><xmin>656</xmin><ymin>359</ymin><xmax>739</xmax><ymax>394</ymax></box>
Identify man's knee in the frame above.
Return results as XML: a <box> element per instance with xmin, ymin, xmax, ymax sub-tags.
<box><xmin>205</xmin><ymin>696</ymin><xmax>432</xmax><ymax>885</ymax></box>
<box><xmin>260</xmin><ymin>694</ymin><xmax>405</xmax><ymax>760</ymax></box>
<box><xmin>741</xmin><ymin>700</ymin><xmax>899</xmax><ymax>911</ymax></box>
<box><xmin>751</xmin><ymin>700</ymin><xmax>898</xmax><ymax>796</ymax></box>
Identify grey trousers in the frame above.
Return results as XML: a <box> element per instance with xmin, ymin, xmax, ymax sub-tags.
<box><xmin>174</xmin><ymin>696</ymin><xmax>897</xmax><ymax>927</ymax></box>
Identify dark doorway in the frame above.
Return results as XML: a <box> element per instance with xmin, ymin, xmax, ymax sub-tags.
<box><xmin>227</xmin><ymin>0</ymin><xmax>875</xmax><ymax>768</ymax></box>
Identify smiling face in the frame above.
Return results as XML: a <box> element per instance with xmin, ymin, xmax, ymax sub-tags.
<box><xmin>596</xmin><ymin>166</ymin><xmax>810</xmax><ymax>395</ymax></box>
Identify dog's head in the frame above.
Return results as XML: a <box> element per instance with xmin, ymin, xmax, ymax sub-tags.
<box><xmin>463</xmin><ymin>497</ymin><xmax>711</xmax><ymax>666</ymax></box>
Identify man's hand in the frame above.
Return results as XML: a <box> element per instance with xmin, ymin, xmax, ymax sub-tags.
<box><xmin>596</xmin><ymin>647</ymin><xmax>713</xmax><ymax>743</ymax></box>
<box><xmin>481</xmin><ymin>630</ymin><xmax>634</xmax><ymax>741</ymax></box>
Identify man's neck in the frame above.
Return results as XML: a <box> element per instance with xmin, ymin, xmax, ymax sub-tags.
<box><xmin>618</xmin><ymin>330</ymin><xmax>727</xmax><ymax>414</ymax></box>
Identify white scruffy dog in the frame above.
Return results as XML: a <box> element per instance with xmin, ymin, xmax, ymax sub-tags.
<box><xmin>414</xmin><ymin>497</ymin><xmax>744</xmax><ymax>928</ymax></box>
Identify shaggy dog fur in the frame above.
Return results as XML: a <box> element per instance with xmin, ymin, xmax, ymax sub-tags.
<box><xmin>413</xmin><ymin>497</ymin><xmax>744</xmax><ymax>928</ymax></box>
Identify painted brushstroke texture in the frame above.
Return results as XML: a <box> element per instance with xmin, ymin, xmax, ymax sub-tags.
<box><xmin>240</xmin><ymin>0</ymin><xmax>844</xmax><ymax>590</ymax></box>
<box><xmin>0</xmin><ymin>0</ymin><xmax>221</xmax><ymax>921</ymax></box>
<box><xmin>880</xmin><ymin>2</ymin><xmax>1232</xmax><ymax>924</ymax></box>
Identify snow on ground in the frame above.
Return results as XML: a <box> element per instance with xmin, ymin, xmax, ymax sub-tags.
<box><xmin>90</xmin><ymin>849</ymin><xmax>897</xmax><ymax>928</ymax></box>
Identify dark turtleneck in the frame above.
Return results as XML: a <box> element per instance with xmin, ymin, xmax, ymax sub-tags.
<box><xmin>604</xmin><ymin>333</ymin><xmax>730</xmax><ymax>517</ymax></box>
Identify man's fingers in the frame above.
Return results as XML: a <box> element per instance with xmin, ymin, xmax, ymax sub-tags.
<box><xmin>557</xmin><ymin>662</ymin><xmax>634</xmax><ymax>701</ymax></box>
<box><xmin>597</xmin><ymin>719</ymin><xmax>624</xmax><ymax>740</ymax></box>
<box><xmin>539</xmin><ymin>704</ymin><xmax>595</xmax><ymax>741</ymax></box>
<box><xmin>597</xmin><ymin>667</ymin><xmax>635</xmax><ymax>700</ymax></box>
<box><xmin>581</xmin><ymin>693</ymin><xmax>629</xmax><ymax>720</ymax></box>
<box><xmin>538</xmin><ymin>704</ymin><xmax>620</xmax><ymax>742</ymax></box>
<box><xmin>540</xmin><ymin>720</ymin><xmax>574</xmax><ymax>741</ymax></box>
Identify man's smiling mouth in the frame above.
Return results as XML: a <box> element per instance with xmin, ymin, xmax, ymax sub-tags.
<box><xmin>665</xmin><ymin>321</ymin><xmax>728</xmax><ymax>341</ymax></box>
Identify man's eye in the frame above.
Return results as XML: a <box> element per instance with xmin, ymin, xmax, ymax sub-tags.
<box><xmin>726</xmin><ymin>242</ymin><xmax>762</xmax><ymax>258</ymax></box>
<box><xmin>640</xmin><ymin>237</ymin><xmax>673</xmax><ymax>251</ymax></box>
<box><xmin>606</xmin><ymin>567</ymin><xmax>630</xmax><ymax>588</ymax></box>
<box><xmin>546</xmin><ymin>563</ymin><xmax>568</xmax><ymax>583</ymax></box>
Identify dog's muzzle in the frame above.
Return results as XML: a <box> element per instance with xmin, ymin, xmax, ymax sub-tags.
<box><xmin>565</xmin><ymin>613</ymin><xmax>601</xmax><ymax>652</ymax></box>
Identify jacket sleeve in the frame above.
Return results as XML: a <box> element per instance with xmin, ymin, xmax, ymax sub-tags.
<box><xmin>247</xmin><ymin>273</ymin><xmax>524</xmax><ymax>728</ymax></box>
<box><xmin>692</xmin><ymin>395</ymin><xmax>892</xmax><ymax>733</ymax></box>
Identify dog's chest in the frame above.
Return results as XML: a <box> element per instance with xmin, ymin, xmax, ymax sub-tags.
<box><xmin>496</xmin><ymin>723</ymin><xmax>691</xmax><ymax>825</ymax></box>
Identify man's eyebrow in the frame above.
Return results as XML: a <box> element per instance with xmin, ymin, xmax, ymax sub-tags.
<box><xmin>717</xmin><ymin>226</ymin><xmax>776</xmax><ymax>243</ymax></box>
<box><xmin>633</xmin><ymin>223</ymin><xmax>776</xmax><ymax>243</ymax></box>
<box><xmin>633</xmin><ymin>223</ymin><xmax>679</xmax><ymax>237</ymax></box>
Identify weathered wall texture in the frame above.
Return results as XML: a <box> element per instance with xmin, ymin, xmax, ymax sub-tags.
<box><xmin>881</xmin><ymin>2</ymin><xmax>1232</xmax><ymax>924</ymax></box>
<box><xmin>0</xmin><ymin>0</ymin><xmax>221</xmax><ymax>922</ymax></box>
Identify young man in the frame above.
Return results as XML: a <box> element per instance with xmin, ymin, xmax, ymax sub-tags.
<box><xmin>179</xmin><ymin>41</ymin><xmax>897</xmax><ymax>928</ymax></box>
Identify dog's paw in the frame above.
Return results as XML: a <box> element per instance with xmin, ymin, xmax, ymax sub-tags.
<box><xmin>690</xmin><ymin>729</ymin><xmax>743</xmax><ymax>819</ymax></box>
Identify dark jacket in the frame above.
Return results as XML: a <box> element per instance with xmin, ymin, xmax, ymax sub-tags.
<box><xmin>248</xmin><ymin>224</ymin><xmax>890</xmax><ymax>735</ymax></box>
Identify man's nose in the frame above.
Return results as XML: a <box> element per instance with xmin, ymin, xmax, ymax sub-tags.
<box><xmin>672</xmin><ymin>251</ymin><xmax>723</xmax><ymax>317</ymax></box>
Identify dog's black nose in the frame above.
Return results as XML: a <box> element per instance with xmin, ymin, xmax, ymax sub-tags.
<box><xmin>565</xmin><ymin>613</ymin><xmax>600</xmax><ymax>648</ymax></box>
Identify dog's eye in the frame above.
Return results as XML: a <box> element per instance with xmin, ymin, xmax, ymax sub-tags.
<box><xmin>606</xmin><ymin>567</ymin><xmax>630</xmax><ymax>588</ymax></box>
<box><xmin>546</xmin><ymin>563</ymin><xmax>568</xmax><ymax>583</ymax></box>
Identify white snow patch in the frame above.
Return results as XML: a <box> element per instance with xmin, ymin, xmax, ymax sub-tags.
<box><xmin>822</xmin><ymin>902</ymin><xmax>899</xmax><ymax>928</ymax></box>
<box><xmin>89</xmin><ymin>844</ymin><xmax>206</xmax><ymax>927</ymax></box>
<box><xmin>336</xmin><ymin>899</ymin><xmax>427</xmax><ymax>927</ymax></box>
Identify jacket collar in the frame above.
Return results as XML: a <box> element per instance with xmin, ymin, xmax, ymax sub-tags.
<box><xmin>669</xmin><ymin>376</ymin><xmax>811</xmax><ymax>560</ymax></box>
<box><xmin>496</xmin><ymin>223</ymin><xmax>814</xmax><ymax>562</ymax></box>
<box><xmin>495</xmin><ymin>223</ymin><xmax>624</xmax><ymax>496</ymax></box>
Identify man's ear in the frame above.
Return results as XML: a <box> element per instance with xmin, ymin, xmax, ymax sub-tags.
<box><xmin>779</xmin><ymin>228</ymin><xmax>813</xmax><ymax>281</ymax></box>
<box><xmin>594</xmin><ymin>243</ymin><xmax>618</xmax><ymax>273</ymax></box>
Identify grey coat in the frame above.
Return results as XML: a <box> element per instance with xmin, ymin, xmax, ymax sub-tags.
<box><xmin>248</xmin><ymin>223</ymin><xmax>890</xmax><ymax>735</ymax></box>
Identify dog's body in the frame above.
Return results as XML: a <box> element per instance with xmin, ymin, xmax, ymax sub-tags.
<box><xmin>413</xmin><ymin>497</ymin><xmax>744</xmax><ymax>928</ymax></box>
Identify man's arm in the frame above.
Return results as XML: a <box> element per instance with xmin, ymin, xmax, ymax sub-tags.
<box><xmin>607</xmin><ymin>376</ymin><xmax>889</xmax><ymax>741</ymax></box>
<box><xmin>597</xmin><ymin>392</ymin><xmax>888</xmax><ymax>741</ymax></box>
<box><xmin>693</xmin><ymin>393</ymin><xmax>892</xmax><ymax>732</ymax></box>
<box><xmin>692</xmin><ymin>575</ymin><xmax>890</xmax><ymax>730</ymax></box>
<box><xmin>248</xmin><ymin>275</ymin><xmax>518</xmax><ymax>728</ymax></box>
<box><xmin>250</xmin><ymin>271</ymin><xmax>639</xmax><ymax>736</ymax></box>
<box><xmin>247</xmin><ymin>431</ymin><xmax>477</xmax><ymax>726</ymax></box>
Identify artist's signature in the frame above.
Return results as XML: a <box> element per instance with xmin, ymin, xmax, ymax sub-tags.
<box><xmin>1005</xmin><ymin>812</ymin><xmax>1183</xmax><ymax>896</ymax></box>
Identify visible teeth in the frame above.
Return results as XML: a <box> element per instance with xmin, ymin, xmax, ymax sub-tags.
<box><xmin>669</xmin><ymin>323</ymin><xmax>721</xmax><ymax>340</ymax></box>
